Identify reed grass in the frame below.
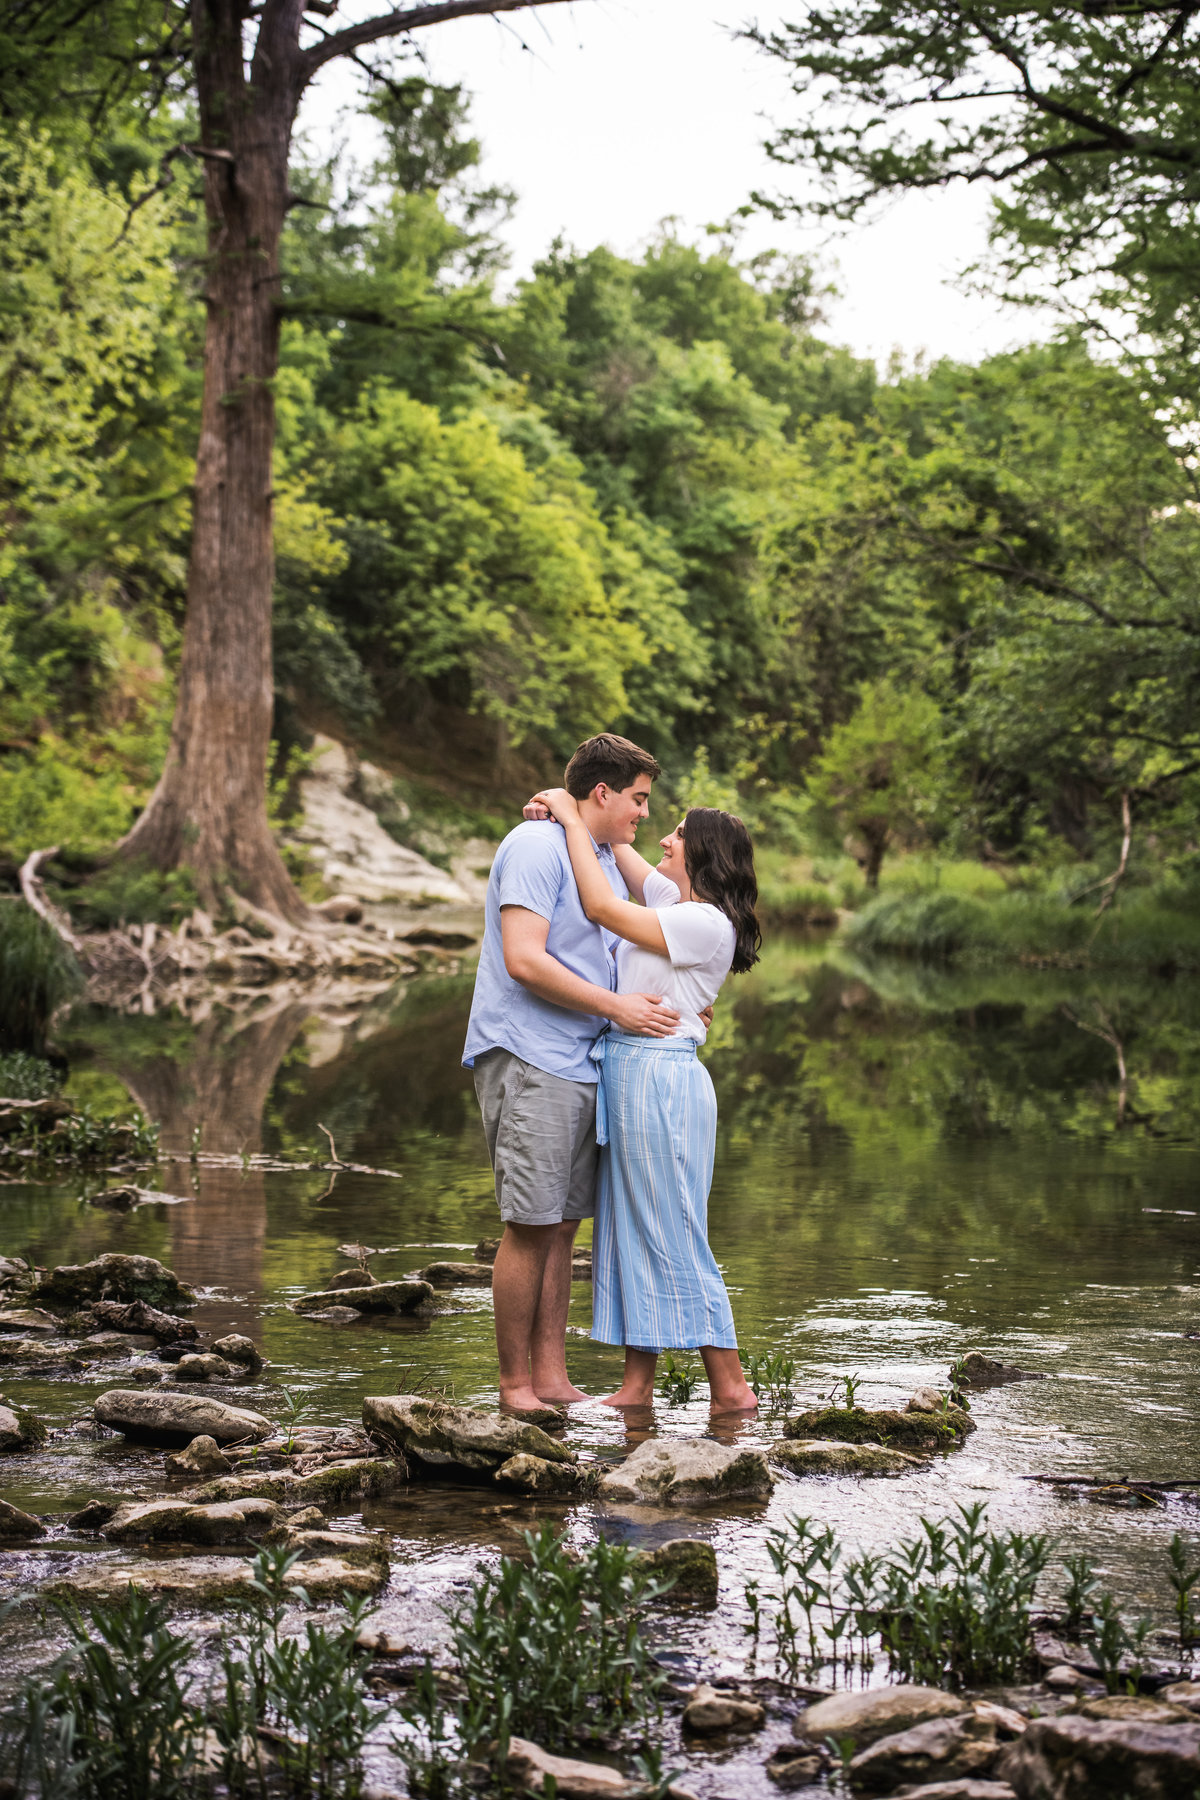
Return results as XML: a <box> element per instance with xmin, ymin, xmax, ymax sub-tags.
<box><xmin>0</xmin><ymin>902</ymin><xmax>81</xmax><ymax>1055</ymax></box>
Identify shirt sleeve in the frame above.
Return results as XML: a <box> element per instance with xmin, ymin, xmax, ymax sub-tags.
<box><xmin>642</xmin><ymin>867</ymin><xmax>680</xmax><ymax>910</ymax></box>
<box><xmin>496</xmin><ymin>827</ymin><xmax>565</xmax><ymax>923</ymax></box>
<box><xmin>658</xmin><ymin>901</ymin><xmax>731</xmax><ymax>970</ymax></box>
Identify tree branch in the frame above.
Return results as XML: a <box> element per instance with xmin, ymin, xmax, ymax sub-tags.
<box><xmin>299</xmin><ymin>0</ymin><xmax>574</xmax><ymax>82</ymax></box>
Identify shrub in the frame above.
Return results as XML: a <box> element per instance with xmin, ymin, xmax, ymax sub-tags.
<box><xmin>0</xmin><ymin>1050</ymin><xmax>61</xmax><ymax>1098</ymax></box>
<box><xmin>0</xmin><ymin>902</ymin><xmax>81</xmax><ymax>1054</ymax></box>
<box><xmin>63</xmin><ymin>860</ymin><xmax>200</xmax><ymax>931</ymax></box>
<box><xmin>846</xmin><ymin>890</ymin><xmax>986</xmax><ymax>959</ymax></box>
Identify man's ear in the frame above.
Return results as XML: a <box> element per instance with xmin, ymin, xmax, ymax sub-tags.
<box><xmin>592</xmin><ymin>782</ymin><xmax>610</xmax><ymax>806</ymax></box>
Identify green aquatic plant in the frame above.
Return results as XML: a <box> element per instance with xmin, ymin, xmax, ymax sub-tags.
<box><xmin>1090</xmin><ymin>1591</ymin><xmax>1154</xmax><ymax>1695</ymax></box>
<box><xmin>827</xmin><ymin>1372</ymin><xmax>864</xmax><ymax>1411</ymax></box>
<box><xmin>447</xmin><ymin>1523</ymin><xmax>669</xmax><ymax>1761</ymax></box>
<box><xmin>0</xmin><ymin>1050</ymin><xmax>62</xmax><ymax>1099</ymax></box>
<box><xmin>746</xmin><ymin>1351</ymin><xmax>798</xmax><ymax>1409</ymax></box>
<box><xmin>1061</xmin><ymin>1550</ymin><xmax>1101</xmax><ymax>1634</ymax></box>
<box><xmin>657</xmin><ymin>1352</ymin><xmax>701</xmax><ymax>1405</ymax></box>
<box><xmin>278</xmin><ymin>1388</ymin><xmax>309</xmax><ymax>1453</ymax></box>
<box><xmin>1167</xmin><ymin>1532</ymin><xmax>1200</xmax><ymax>1652</ymax></box>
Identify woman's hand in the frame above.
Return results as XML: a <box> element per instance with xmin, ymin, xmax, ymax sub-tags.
<box><xmin>529</xmin><ymin>787</ymin><xmax>581</xmax><ymax>826</ymax></box>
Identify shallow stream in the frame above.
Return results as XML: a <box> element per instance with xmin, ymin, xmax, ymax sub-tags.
<box><xmin>2</xmin><ymin>937</ymin><xmax>1199</xmax><ymax>1794</ymax></box>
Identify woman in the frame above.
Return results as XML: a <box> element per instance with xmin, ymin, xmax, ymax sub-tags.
<box><xmin>530</xmin><ymin>787</ymin><xmax>761</xmax><ymax>1412</ymax></box>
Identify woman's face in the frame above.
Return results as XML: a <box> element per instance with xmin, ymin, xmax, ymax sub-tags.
<box><xmin>658</xmin><ymin>822</ymin><xmax>687</xmax><ymax>888</ymax></box>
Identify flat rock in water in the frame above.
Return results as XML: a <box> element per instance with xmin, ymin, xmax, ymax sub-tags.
<box><xmin>0</xmin><ymin>1399</ymin><xmax>47</xmax><ymax>1451</ymax></box>
<box><xmin>504</xmin><ymin>1735</ymin><xmax>643</xmax><ymax>1797</ymax></box>
<box><xmin>955</xmin><ymin>1351</ymin><xmax>1044</xmax><ymax>1388</ymax></box>
<box><xmin>170</xmin><ymin>1353</ymin><xmax>236</xmax><ymax>1382</ymax></box>
<box><xmin>186</xmin><ymin>1457</ymin><xmax>404</xmax><ymax>1507</ymax></box>
<box><xmin>85</xmin><ymin>1299</ymin><xmax>199</xmax><ymax>1342</ymax></box>
<box><xmin>597</xmin><ymin>1438</ymin><xmax>773</xmax><ymax>1506</ymax></box>
<box><xmin>102</xmin><ymin>1496</ymin><xmax>285</xmax><ymax>1545</ymax></box>
<box><xmin>0</xmin><ymin>1337</ymin><xmax>84</xmax><ymax>1367</ymax></box>
<box><xmin>0</xmin><ymin>1308</ymin><xmax>62</xmax><ymax>1334</ymax></box>
<box><xmin>784</xmin><ymin>1405</ymin><xmax>974</xmax><ymax>1451</ymax></box>
<box><xmin>44</xmin><ymin>1552</ymin><xmax>386</xmax><ymax>1606</ymax></box>
<box><xmin>997</xmin><ymin>1714</ymin><xmax>1200</xmax><ymax>1798</ymax></box>
<box><xmin>683</xmin><ymin>1682</ymin><xmax>765</xmax><ymax>1735</ymax></box>
<box><xmin>849</xmin><ymin>1715</ymin><xmax>1000</xmax><ymax>1792</ymax></box>
<box><xmin>770</xmin><ymin>1437</ymin><xmax>924</xmax><ymax>1477</ymax></box>
<box><xmin>795</xmin><ymin>1687</ymin><xmax>968</xmax><ymax>1750</ymax></box>
<box><xmin>885</xmin><ymin>1785</ymin><xmax>1015</xmax><ymax>1799</ymax></box>
<box><xmin>284</xmin><ymin>1527</ymin><xmax>388</xmax><ymax>1568</ymax></box>
<box><xmin>34</xmin><ymin>1253</ymin><xmax>194</xmax><ymax>1312</ymax></box>
<box><xmin>1079</xmin><ymin>1695</ymin><xmax>1197</xmax><ymax>1725</ymax></box>
<box><xmin>419</xmin><ymin>1261</ymin><xmax>493</xmax><ymax>1285</ymax></box>
<box><xmin>94</xmin><ymin>1388</ymin><xmax>272</xmax><ymax>1446</ymax></box>
<box><xmin>291</xmin><ymin>1280</ymin><xmax>435</xmax><ymax>1316</ymax></box>
<box><xmin>1160</xmin><ymin>1683</ymin><xmax>1200</xmax><ymax>1711</ymax></box>
<box><xmin>0</xmin><ymin>1496</ymin><xmax>47</xmax><ymax>1540</ymax></box>
<box><xmin>637</xmin><ymin>1537</ymin><xmax>719</xmax><ymax>1600</ymax></box>
<box><xmin>493</xmin><ymin>1452</ymin><xmax>588</xmax><ymax>1495</ymax></box>
<box><xmin>364</xmin><ymin>1394</ymin><xmax>575</xmax><ymax>1475</ymax></box>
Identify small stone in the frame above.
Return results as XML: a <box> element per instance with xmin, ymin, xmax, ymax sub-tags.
<box><xmin>420</xmin><ymin>1261</ymin><xmax>493</xmax><ymax>1285</ymax></box>
<box><xmin>291</xmin><ymin>1280</ymin><xmax>434</xmax><ymax>1316</ymax></box>
<box><xmin>954</xmin><ymin>1351</ymin><xmax>1044</xmax><ymax>1388</ymax></box>
<box><xmin>0</xmin><ymin>1399</ymin><xmax>47</xmax><ymax>1451</ymax></box>
<box><xmin>285</xmin><ymin>1527</ymin><xmax>388</xmax><ymax>1569</ymax></box>
<box><xmin>164</xmin><ymin>1435</ymin><xmax>232</xmax><ymax>1480</ymax></box>
<box><xmin>638</xmin><ymin>1538</ymin><xmax>719</xmax><ymax>1601</ymax></box>
<box><xmin>1045</xmin><ymin>1665</ymin><xmax>1086</xmax><ymax>1691</ymax></box>
<box><xmin>972</xmin><ymin>1702</ymin><xmax>1028</xmax><ymax>1738</ymax></box>
<box><xmin>597</xmin><ymin>1438</ymin><xmax>773</xmax><ymax>1506</ymax></box>
<box><xmin>770</xmin><ymin>1438</ymin><xmax>923</xmax><ymax>1477</ymax></box>
<box><xmin>327</xmin><ymin>1268</ymin><xmax>378</xmax><ymax>1291</ymax></box>
<box><xmin>849</xmin><ymin>1714</ymin><xmax>999</xmax><ymax>1792</ymax></box>
<box><xmin>908</xmin><ymin>1386</ymin><xmax>948</xmax><ymax>1413</ymax></box>
<box><xmin>316</xmin><ymin>895</ymin><xmax>364</xmax><ymax>923</ymax></box>
<box><xmin>286</xmin><ymin>1505</ymin><xmax>326</xmax><ymax>1529</ymax></box>
<box><xmin>0</xmin><ymin>1497</ymin><xmax>46</xmax><ymax>1540</ymax></box>
<box><xmin>682</xmin><ymin>1682</ymin><xmax>765</xmax><ymax>1735</ymax></box>
<box><xmin>212</xmin><ymin>1335</ymin><xmax>264</xmax><ymax>1370</ymax></box>
<box><xmin>87</xmin><ymin>1185</ymin><xmax>140</xmax><ymax>1210</ymax></box>
<box><xmin>68</xmin><ymin>1499</ymin><xmax>119</xmax><ymax>1529</ymax></box>
<box><xmin>795</xmin><ymin>1686</ymin><xmax>968</xmax><ymax>1750</ymax></box>
<box><xmin>765</xmin><ymin>1749</ymin><xmax>824</xmax><ymax>1790</ymax></box>
<box><xmin>504</xmin><ymin>1734</ymin><xmax>643</xmax><ymax>1796</ymax></box>
<box><xmin>170</xmin><ymin>1353</ymin><xmax>235</xmax><ymax>1382</ymax></box>
<box><xmin>474</xmin><ymin>1238</ymin><xmax>500</xmax><ymax>1262</ymax></box>
<box><xmin>1159</xmin><ymin>1682</ymin><xmax>1200</xmax><ymax>1711</ymax></box>
<box><xmin>494</xmin><ymin>1453</ymin><xmax>587</xmax><ymax>1495</ymax></box>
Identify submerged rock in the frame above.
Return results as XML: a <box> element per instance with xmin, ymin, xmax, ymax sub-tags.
<box><xmin>954</xmin><ymin>1351</ymin><xmax>1044</xmax><ymax>1388</ymax></box>
<box><xmin>850</xmin><ymin>1714</ymin><xmax>1001</xmax><ymax>1792</ymax></box>
<box><xmin>683</xmin><ymin>1683</ymin><xmax>765</xmax><ymax>1735</ymax></box>
<box><xmin>86</xmin><ymin>1299</ymin><xmax>199</xmax><ymax>1343</ymax></box>
<box><xmin>0</xmin><ymin>1397</ymin><xmax>47</xmax><ymax>1451</ymax></box>
<box><xmin>997</xmin><ymin>1713</ymin><xmax>1200</xmax><ymax>1798</ymax></box>
<box><xmin>770</xmin><ymin>1438</ymin><xmax>924</xmax><ymax>1477</ymax></box>
<box><xmin>795</xmin><ymin>1687</ymin><xmax>968</xmax><ymax>1751</ymax></box>
<box><xmin>504</xmin><ymin>1736</ymin><xmax>644</xmax><ymax>1797</ymax></box>
<box><xmin>637</xmin><ymin>1537</ymin><xmax>719</xmax><ymax>1601</ymax></box>
<box><xmin>784</xmin><ymin>1405</ymin><xmax>974</xmax><ymax>1452</ymax></box>
<box><xmin>291</xmin><ymin>1280</ymin><xmax>435</xmax><ymax>1317</ymax></box>
<box><xmin>419</xmin><ymin>1261</ymin><xmax>493</xmax><ymax>1286</ymax></box>
<box><xmin>0</xmin><ymin>1496</ymin><xmax>47</xmax><ymax>1540</ymax></box>
<box><xmin>44</xmin><ymin>1551</ymin><xmax>386</xmax><ymax>1605</ymax></box>
<box><xmin>494</xmin><ymin>1452</ymin><xmax>588</xmax><ymax>1495</ymax></box>
<box><xmin>364</xmin><ymin>1394</ymin><xmax>574</xmax><ymax>1477</ymax></box>
<box><xmin>94</xmin><ymin>1388</ymin><xmax>272</xmax><ymax>1446</ymax></box>
<box><xmin>284</xmin><ymin>1527</ymin><xmax>388</xmax><ymax>1569</ymax></box>
<box><xmin>597</xmin><ymin>1438</ymin><xmax>773</xmax><ymax>1506</ymax></box>
<box><xmin>212</xmin><ymin>1335</ymin><xmax>264</xmax><ymax>1370</ymax></box>
<box><xmin>34</xmin><ymin>1254</ymin><xmax>195</xmax><ymax>1312</ymax></box>
<box><xmin>164</xmin><ymin>1435</ymin><xmax>231</xmax><ymax>1480</ymax></box>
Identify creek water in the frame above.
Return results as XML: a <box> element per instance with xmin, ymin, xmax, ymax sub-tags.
<box><xmin>2</xmin><ymin>935</ymin><xmax>1199</xmax><ymax>1792</ymax></box>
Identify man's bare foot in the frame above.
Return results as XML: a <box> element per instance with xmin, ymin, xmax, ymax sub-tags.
<box><xmin>601</xmin><ymin>1387</ymin><xmax>655</xmax><ymax>1408</ymax></box>
<box><xmin>536</xmin><ymin>1381</ymin><xmax>591</xmax><ymax>1404</ymax></box>
<box><xmin>709</xmin><ymin>1384</ymin><xmax>758</xmax><ymax>1414</ymax></box>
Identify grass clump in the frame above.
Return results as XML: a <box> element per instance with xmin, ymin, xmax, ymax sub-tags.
<box><xmin>0</xmin><ymin>903</ymin><xmax>81</xmax><ymax>1055</ymax></box>
<box><xmin>59</xmin><ymin>859</ymin><xmax>200</xmax><ymax>931</ymax></box>
<box><xmin>657</xmin><ymin>1352</ymin><xmax>702</xmax><ymax>1405</ymax></box>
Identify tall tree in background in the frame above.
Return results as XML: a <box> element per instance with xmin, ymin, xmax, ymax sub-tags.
<box><xmin>746</xmin><ymin>2</ymin><xmax>1200</xmax><ymax>377</ymax></box>
<box><xmin>2</xmin><ymin>0</ymin><xmax>570</xmax><ymax>919</ymax></box>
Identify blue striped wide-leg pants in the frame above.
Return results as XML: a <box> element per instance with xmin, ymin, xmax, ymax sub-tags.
<box><xmin>589</xmin><ymin>1034</ymin><xmax>738</xmax><ymax>1351</ymax></box>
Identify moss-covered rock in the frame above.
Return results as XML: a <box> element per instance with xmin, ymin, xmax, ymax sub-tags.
<box><xmin>363</xmin><ymin>1395</ymin><xmax>575</xmax><ymax>1476</ymax></box>
<box><xmin>291</xmin><ymin>1280</ymin><xmax>435</xmax><ymax>1317</ymax></box>
<box><xmin>43</xmin><ymin>1551</ymin><xmax>386</xmax><ymax>1606</ymax></box>
<box><xmin>34</xmin><ymin>1254</ymin><xmax>195</xmax><ymax>1312</ymax></box>
<box><xmin>493</xmin><ymin>1452</ymin><xmax>590</xmax><ymax>1495</ymax></box>
<box><xmin>637</xmin><ymin>1537</ymin><xmax>719</xmax><ymax>1601</ymax></box>
<box><xmin>185</xmin><ymin>1457</ymin><xmax>404</xmax><ymax>1507</ymax></box>
<box><xmin>0</xmin><ymin>1397</ymin><xmax>47</xmax><ymax>1451</ymax></box>
<box><xmin>770</xmin><ymin>1438</ymin><xmax>925</xmax><ymax>1477</ymax></box>
<box><xmin>783</xmin><ymin>1406</ymin><xmax>973</xmax><ymax>1452</ymax></box>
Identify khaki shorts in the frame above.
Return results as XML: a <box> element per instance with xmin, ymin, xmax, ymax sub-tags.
<box><xmin>473</xmin><ymin>1048</ymin><xmax>598</xmax><ymax>1227</ymax></box>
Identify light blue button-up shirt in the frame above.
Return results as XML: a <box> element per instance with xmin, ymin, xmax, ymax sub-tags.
<box><xmin>462</xmin><ymin>820</ymin><xmax>627</xmax><ymax>1084</ymax></box>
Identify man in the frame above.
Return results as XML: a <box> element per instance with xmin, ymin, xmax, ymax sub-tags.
<box><xmin>463</xmin><ymin>732</ymin><xmax>681</xmax><ymax>1412</ymax></box>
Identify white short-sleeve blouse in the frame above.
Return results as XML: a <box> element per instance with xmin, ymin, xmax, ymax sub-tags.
<box><xmin>615</xmin><ymin>867</ymin><xmax>736</xmax><ymax>1044</ymax></box>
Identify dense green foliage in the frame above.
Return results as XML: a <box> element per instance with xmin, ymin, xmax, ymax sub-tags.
<box><xmin>1</xmin><ymin>47</ymin><xmax>1197</xmax><ymax>909</ymax></box>
<box><xmin>0</xmin><ymin>903</ymin><xmax>81</xmax><ymax>1054</ymax></box>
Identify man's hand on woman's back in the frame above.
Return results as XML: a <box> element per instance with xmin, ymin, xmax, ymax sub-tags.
<box><xmin>610</xmin><ymin>993</ymin><xmax>682</xmax><ymax>1037</ymax></box>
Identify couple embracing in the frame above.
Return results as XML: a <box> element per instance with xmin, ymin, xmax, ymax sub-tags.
<box><xmin>462</xmin><ymin>732</ymin><xmax>761</xmax><ymax>1416</ymax></box>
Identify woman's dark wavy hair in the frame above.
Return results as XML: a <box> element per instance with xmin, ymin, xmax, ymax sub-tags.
<box><xmin>681</xmin><ymin>807</ymin><xmax>761</xmax><ymax>973</ymax></box>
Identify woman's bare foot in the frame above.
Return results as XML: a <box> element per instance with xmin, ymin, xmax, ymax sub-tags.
<box><xmin>601</xmin><ymin>1386</ymin><xmax>655</xmax><ymax>1408</ymax></box>
<box><xmin>709</xmin><ymin>1382</ymin><xmax>758</xmax><ymax>1414</ymax></box>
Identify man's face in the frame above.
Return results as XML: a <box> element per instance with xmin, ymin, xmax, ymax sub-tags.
<box><xmin>591</xmin><ymin>778</ymin><xmax>652</xmax><ymax>846</ymax></box>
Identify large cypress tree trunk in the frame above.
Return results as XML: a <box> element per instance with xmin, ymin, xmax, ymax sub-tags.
<box><xmin>120</xmin><ymin>0</ymin><xmax>306</xmax><ymax>921</ymax></box>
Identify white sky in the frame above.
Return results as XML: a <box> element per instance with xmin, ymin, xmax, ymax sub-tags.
<box><xmin>300</xmin><ymin>0</ymin><xmax>1057</xmax><ymax>370</ymax></box>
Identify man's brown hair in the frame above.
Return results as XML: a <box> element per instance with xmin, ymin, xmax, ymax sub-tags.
<box><xmin>563</xmin><ymin>733</ymin><xmax>661</xmax><ymax>800</ymax></box>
